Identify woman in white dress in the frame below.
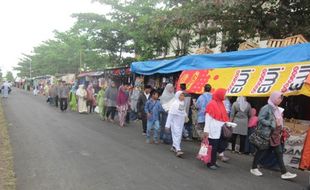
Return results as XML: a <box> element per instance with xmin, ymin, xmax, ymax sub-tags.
<box><xmin>76</xmin><ymin>85</ymin><xmax>88</xmax><ymax>113</ymax></box>
<box><xmin>165</xmin><ymin>91</ymin><xmax>187</xmax><ymax>157</ymax></box>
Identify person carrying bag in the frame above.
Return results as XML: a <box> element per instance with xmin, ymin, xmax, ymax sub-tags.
<box><xmin>197</xmin><ymin>138</ymin><xmax>212</xmax><ymax>164</ymax></box>
<box><xmin>250</xmin><ymin>91</ymin><xmax>297</xmax><ymax>180</ymax></box>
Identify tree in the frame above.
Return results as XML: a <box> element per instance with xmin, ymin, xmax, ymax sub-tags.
<box><xmin>0</xmin><ymin>68</ymin><xmax>2</xmax><ymax>81</ymax></box>
<box><xmin>5</xmin><ymin>71</ymin><xmax>14</xmax><ymax>82</ymax></box>
<box><xmin>14</xmin><ymin>0</ymin><xmax>310</xmax><ymax>77</ymax></box>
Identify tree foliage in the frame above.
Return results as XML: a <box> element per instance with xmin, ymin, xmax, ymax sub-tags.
<box><xmin>15</xmin><ymin>0</ymin><xmax>310</xmax><ymax>77</ymax></box>
<box><xmin>5</xmin><ymin>71</ymin><xmax>14</xmax><ymax>82</ymax></box>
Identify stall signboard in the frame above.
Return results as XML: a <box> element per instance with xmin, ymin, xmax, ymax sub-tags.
<box><xmin>177</xmin><ymin>61</ymin><xmax>310</xmax><ymax>97</ymax></box>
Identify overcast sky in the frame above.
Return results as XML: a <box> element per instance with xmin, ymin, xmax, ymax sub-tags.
<box><xmin>0</xmin><ymin>0</ymin><xmax>111</xmax><ymax>76</ymax></box>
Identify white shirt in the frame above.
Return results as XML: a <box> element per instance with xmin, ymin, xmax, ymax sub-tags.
<box><xmin>204</xmin><ymin>113</ymin><xmax>225</xmax><ymax>139</ymax></box>
<box><xmin>144</xmin><ymin>92</ymin><xmax>150</xmax><ymax>100</ymax></box>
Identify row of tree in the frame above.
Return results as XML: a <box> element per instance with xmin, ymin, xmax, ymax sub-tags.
<box><xmin>14</xmin><ymin>0</ymin><xmax>310</xmax><ymax>77</ymax></box>
<box><xmin>0</xmin><ymin>69</ymin><xmax>15</xmax><ymax>82</ymax></box>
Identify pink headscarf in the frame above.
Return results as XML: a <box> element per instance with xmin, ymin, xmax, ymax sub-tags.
<box><xmin>117</xmin><ymin>85</ymin><xmax>128</xmax><ymax>106</ymax></box>
<box><xmin>268</xmin><ymin>91</ymin><xmax>283</xmax><ymax>125</ymax></box>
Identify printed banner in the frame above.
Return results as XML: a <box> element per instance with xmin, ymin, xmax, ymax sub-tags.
<box><xmin>177</xmin><ymin>61</ymin><xmax>310</xmax><ymax>97</ymax></box>
<box><xmin>283</xmin><ymin>134</ymin><xmax>307</xmax><ymax>168</ymax></box>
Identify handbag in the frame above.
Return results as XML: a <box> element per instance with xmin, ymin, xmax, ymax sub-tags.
<box><xmin>197</xmin><ymin>138</ymin><xmax>212</xmax><ymax>164</ymax></box>
<box><xmin>249</xmin><ymin>105</ymin><xmax>274</xmax><ymax>150</ymax></box>
<box><xmin>249</xmin><ymin>130</ymin><xmax>270</xmax><ymax>150</ymax></box>
<box><xmin>221</xmin><ymin>123</ymin><xmax>233</xmax><ymax>139</ymax></box>
<box><xmin>249</xmin><ymin>123</ymin><xmax>273</xmax><ymax>150</ymax></box>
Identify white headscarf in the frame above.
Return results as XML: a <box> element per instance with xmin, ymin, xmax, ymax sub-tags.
<box><xmin>236</xmin><ymin>96</ymin><xmax>248</xmax><ymax>112</ymax></box>
<box><xmin>160</xmin><ymin>83</ymin><xmax>175</xmax><ymax>105</ymax></box>
<box><xmin>76</xmin><ymin>85</ymin><xmax>86</xmax><ymax>97</ymax></box>
<box><xmin>168</xmin><ymin>91</ymin><xmax>187</xmax><ymax>116</ymax></box>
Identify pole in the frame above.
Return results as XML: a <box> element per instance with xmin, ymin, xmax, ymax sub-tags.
<box><xmin>29</xmin><ymin>60</ymin><xmax>32</xmax><ymax>79</ymax></box>
<box><xmin>79</xmin><ymin>50</ymin><xmax>82</xmax><ymax>73</ymax></box>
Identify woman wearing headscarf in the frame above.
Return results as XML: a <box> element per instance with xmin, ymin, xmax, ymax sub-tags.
<box><xmin>165</xmin><ymin>91</ymin><xmax>187</xmax><ymax>157</ymax></box>
<box><xmin>159</xmin><ymin>83</ymin><xmax>175</xmax><ymax>143</ymax></box>
<box><xmin>97</xmin><ymin>85</ymin><xmax>107</xmax><ymax>120</ymax></box>
<box><xmin>203</xmin><ymin>88</ymin><xmax>229</xmax><ymax>169</ymax></box>
<box><xmin>76</xmin><ymin>85</ymin><xmax>88</xmax><ymax>113</ymax></box>
<box><xmin>129</xmin><ymin>86</ymin><xmax>140</xmax><ymax>121</ymax></box>
<box><xmin>86</xmin><ymin>84</ymin><xmax>96</xmax><ymax>113</ymax></box>
<box><xmin>116</xmin><ymin>85</ymin><xmax>129</xmax><ymax>127</ymax></box>
<box><xmin>230</xmin><ymin>96</ymin><xmax>251</xmax><ymax>154</ymax></box>
<box><xmin>69</xmin><ymin>83</ymin><xmax>78</xmax><ymax>111</ymax></box>
<box><xmin>105</xmin><ymin>81</ymin><xmax>118</xmax><ymax>122</ymax></box>
<box><xmin>251</xmin><ymin>91</ymin><xmax>296</xmax><ymax>180</ymax></box>
<box><xmin>245</xmin><ymin>108</ymin><xmax>258</xmax><ymax>154</ymax></box>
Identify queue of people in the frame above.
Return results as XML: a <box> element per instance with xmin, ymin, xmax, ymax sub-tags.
<box><xmin>37</xmin><ymin>80</ymin><xmax>297</xmax><ymax>180</ymax></box>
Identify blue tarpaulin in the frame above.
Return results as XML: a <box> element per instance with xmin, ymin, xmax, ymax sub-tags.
<box><xmin>131</xmin><ymin>43</ymin><xmax>310</xmax><ymax>75</ymax></box>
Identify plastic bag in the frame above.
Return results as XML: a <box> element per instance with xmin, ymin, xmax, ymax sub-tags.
<box><xmin>197</xmin><ymin>138</ymin><xmax>212</xmax><ymax>164</ymax></box>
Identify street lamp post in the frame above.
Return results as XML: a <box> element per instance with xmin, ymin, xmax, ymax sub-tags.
<box><xmin>29</xmin><ymin>60</ymin><xmax>32</xmax><ymax>79</ymax></box>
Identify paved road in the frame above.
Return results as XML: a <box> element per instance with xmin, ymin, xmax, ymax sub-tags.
<box><xmin>2</xmin><ymin>88</ymin><xmax>309</xmax><ymax>190</ymax></box>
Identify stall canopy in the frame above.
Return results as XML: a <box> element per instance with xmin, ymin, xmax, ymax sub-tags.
<box><xmin>77</xmin><ymin>71</ymin><xmax>104</xmax><ymax>78</ymax></box>
<box><xmin>131</xmin><ymin>43</ymin><xmax>310</xmax><ymax>75</ymax></box>
<box><xmin>131</xmin><ymin>43</ymin><xmax>310</xmax><ymax>97</ymax></box>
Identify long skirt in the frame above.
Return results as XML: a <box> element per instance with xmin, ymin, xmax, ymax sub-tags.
<box><xmin>99</xmin><ymin>105</ymin><xmax>106</xmax><ymax>119</ymax></box>
<box><xmin>166</xmin><ymin>114</ymin><xmax>185</xmax><ymax>151</ymax></box>
<box><xmin>78</xmin><ymin>97</ymin><xmax>87</xmax><ymax>113</ymax></box>
<box><xmin>117</xmin><ymin>104</ymin><xmax>128</xmax><ymax>127</ymax></box>
<box><xmin>69</xmin><ymin>93</ymin><xmax>77</xmax><ymax>111</ymax></box>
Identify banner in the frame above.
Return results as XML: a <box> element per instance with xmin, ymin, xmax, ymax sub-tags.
<box><xmin>177</xmin><ymin>61</ymin><xmax>310</xmax><ymax>97</ymax></box>
<box><xmin>283</xmin><ymin>133</ymin><xmax>307</xmax><ymax>168</ymax></box>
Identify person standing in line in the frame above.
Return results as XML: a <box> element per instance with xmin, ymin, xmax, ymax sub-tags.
<box><xmin>69</xmin><ymin>83</ymin><xmax>78</xmax><ymax>111</ymax></box>
<box><xmin>86</xmin><ymin>84</ymin><xmax>96</xmax><ymax>113</ymax></box>
<box><xmin>44</xmin><ymin>83</ymin><xmax>50</xmax><ymax>103</ymax></box>
<box><xmin>58</xmin><ymin>81</ymin><xmax>70</xmax><ymax>112</ymax></box>
<box><xmin>137</xmin><ymin>85</ymin><xmax>152</xmax><ymax>135</ymax></box>
<box><xmin>245</xmin><ymin>108</ymin><xmax>258</xmax><ymax>155</ymax></box>
<box><xmin>105</xmin><ymin>81</ymin><xmax>118</xmax><ymax>122</ymax></box>
<box><xmin>129</xmin><ymin>86</ymin><xmax>140</xmax><ymax>121</ymax></box>
<box><xmin>116</xmin><ymin>85</ymin><xmax>129</xmax><ymax>127</ymax></box>
<box><xmin>159</xmin><ymin>83</ymin><xmax>175</xmax><ymax>143</ymax></box>
<box><xmin>230</xmin><ymin>96</ymin><xmax>251</xmax><ymax>154</ymax></box>
<box><xmin>217</xmin><ymin>97</ymin><xmax>232</xmax><ymax>162</ymax></box>
<box><xmin>76</xmin><ymin>84</ymin><xmax>88</xmax><ymax>114</ymax></box>
<box><xmin>165</xmin><ymin>91</ymin><xmax>187</xmax><ymax>157</ymax></box>
<box><xmin>48</xmin><ymin>84</ymin><xmax>55</xmax><ymax>105</ymax></box>
<box><xmin>180</xmin><ymin>83</ymin><xmax>193</xmax><ymax>140</ymax></box>
<box><xmin>97</xmin><ymin>85</ymin><xmax>107</xmax><ymax>120</ymax></box>
<box><xmin>251</xmin><ymin>91</ymin><xmax>297</xmax><ymax>180</ymax></box>
<box><xmin>195</xmin><ymin>84</ymin><xmax>212</xmax><ymax>139</ymax></box>
<box><xmin>203</xmin><ymin>88</ymin><xmax>229</xmax><ymax>169</ymax></box>
<box><xmin>54</xmin><ymin>82</ymin><xmax>60</xmax><ymax>107</ymax></box>
<box><xmin>145</xmin><ymin>90</ymin><xmax>165</xmax><ymax>144</ymax></box>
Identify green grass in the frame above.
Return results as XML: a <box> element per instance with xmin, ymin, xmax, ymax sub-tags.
<box><xmin>0</xmin><ymin>101</ymin><xmax>16</xmax><ymax>190</ymax></box>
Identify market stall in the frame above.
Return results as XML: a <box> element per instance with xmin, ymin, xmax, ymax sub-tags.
<box><xmin>104</xmin><ymin>67</ymin><xmax>132</xmax><ymax>86</ymax></box>
<box><xmin>77</xmin><ymin>71</ymin><xmax>104</xmax><ymax>91</ymax></box>
<box><xmin>131</xmin><ymin>43</ymin><xmax>310</xmax><ymax>169</ymax></box>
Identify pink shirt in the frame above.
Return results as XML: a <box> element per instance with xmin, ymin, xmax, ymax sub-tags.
<box><xmin>248</xmin><ymin>116</ymin><xmax>258</xmax><ymax>128</ymax></box>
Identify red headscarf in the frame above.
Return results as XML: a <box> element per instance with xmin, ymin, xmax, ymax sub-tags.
<box><xmin>205</xmin><ymin>88</ymin><xmax>229</xmax><ymax>122</ymax></box>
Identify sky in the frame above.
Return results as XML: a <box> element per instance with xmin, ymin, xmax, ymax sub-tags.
<box><xmin>0</xmin><ymin>0</ymin><xmax>111</xmax><ymax>76</ymax></box>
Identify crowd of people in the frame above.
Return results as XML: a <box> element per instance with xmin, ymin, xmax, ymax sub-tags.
<box><xmin>37</xmin><ymin>80</ymin><xmax>297</xmax><ymax>180</ymax></box>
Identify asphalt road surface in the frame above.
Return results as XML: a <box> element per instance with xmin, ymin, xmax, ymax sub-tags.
<box><xmin>2</xmin><ymin>88</ymin><xmax>310</xmax><ymax>190</ymax></box>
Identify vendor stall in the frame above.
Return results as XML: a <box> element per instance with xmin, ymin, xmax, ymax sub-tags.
<box><xmin>131</xmin><ymin>43</ymin><xmax>310</xmax><ymax>169</ymax></box>
<box><xmin>104</xmin><ymin>67</ymin><xmax>131</xmax><ymax>86</ymax></box>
